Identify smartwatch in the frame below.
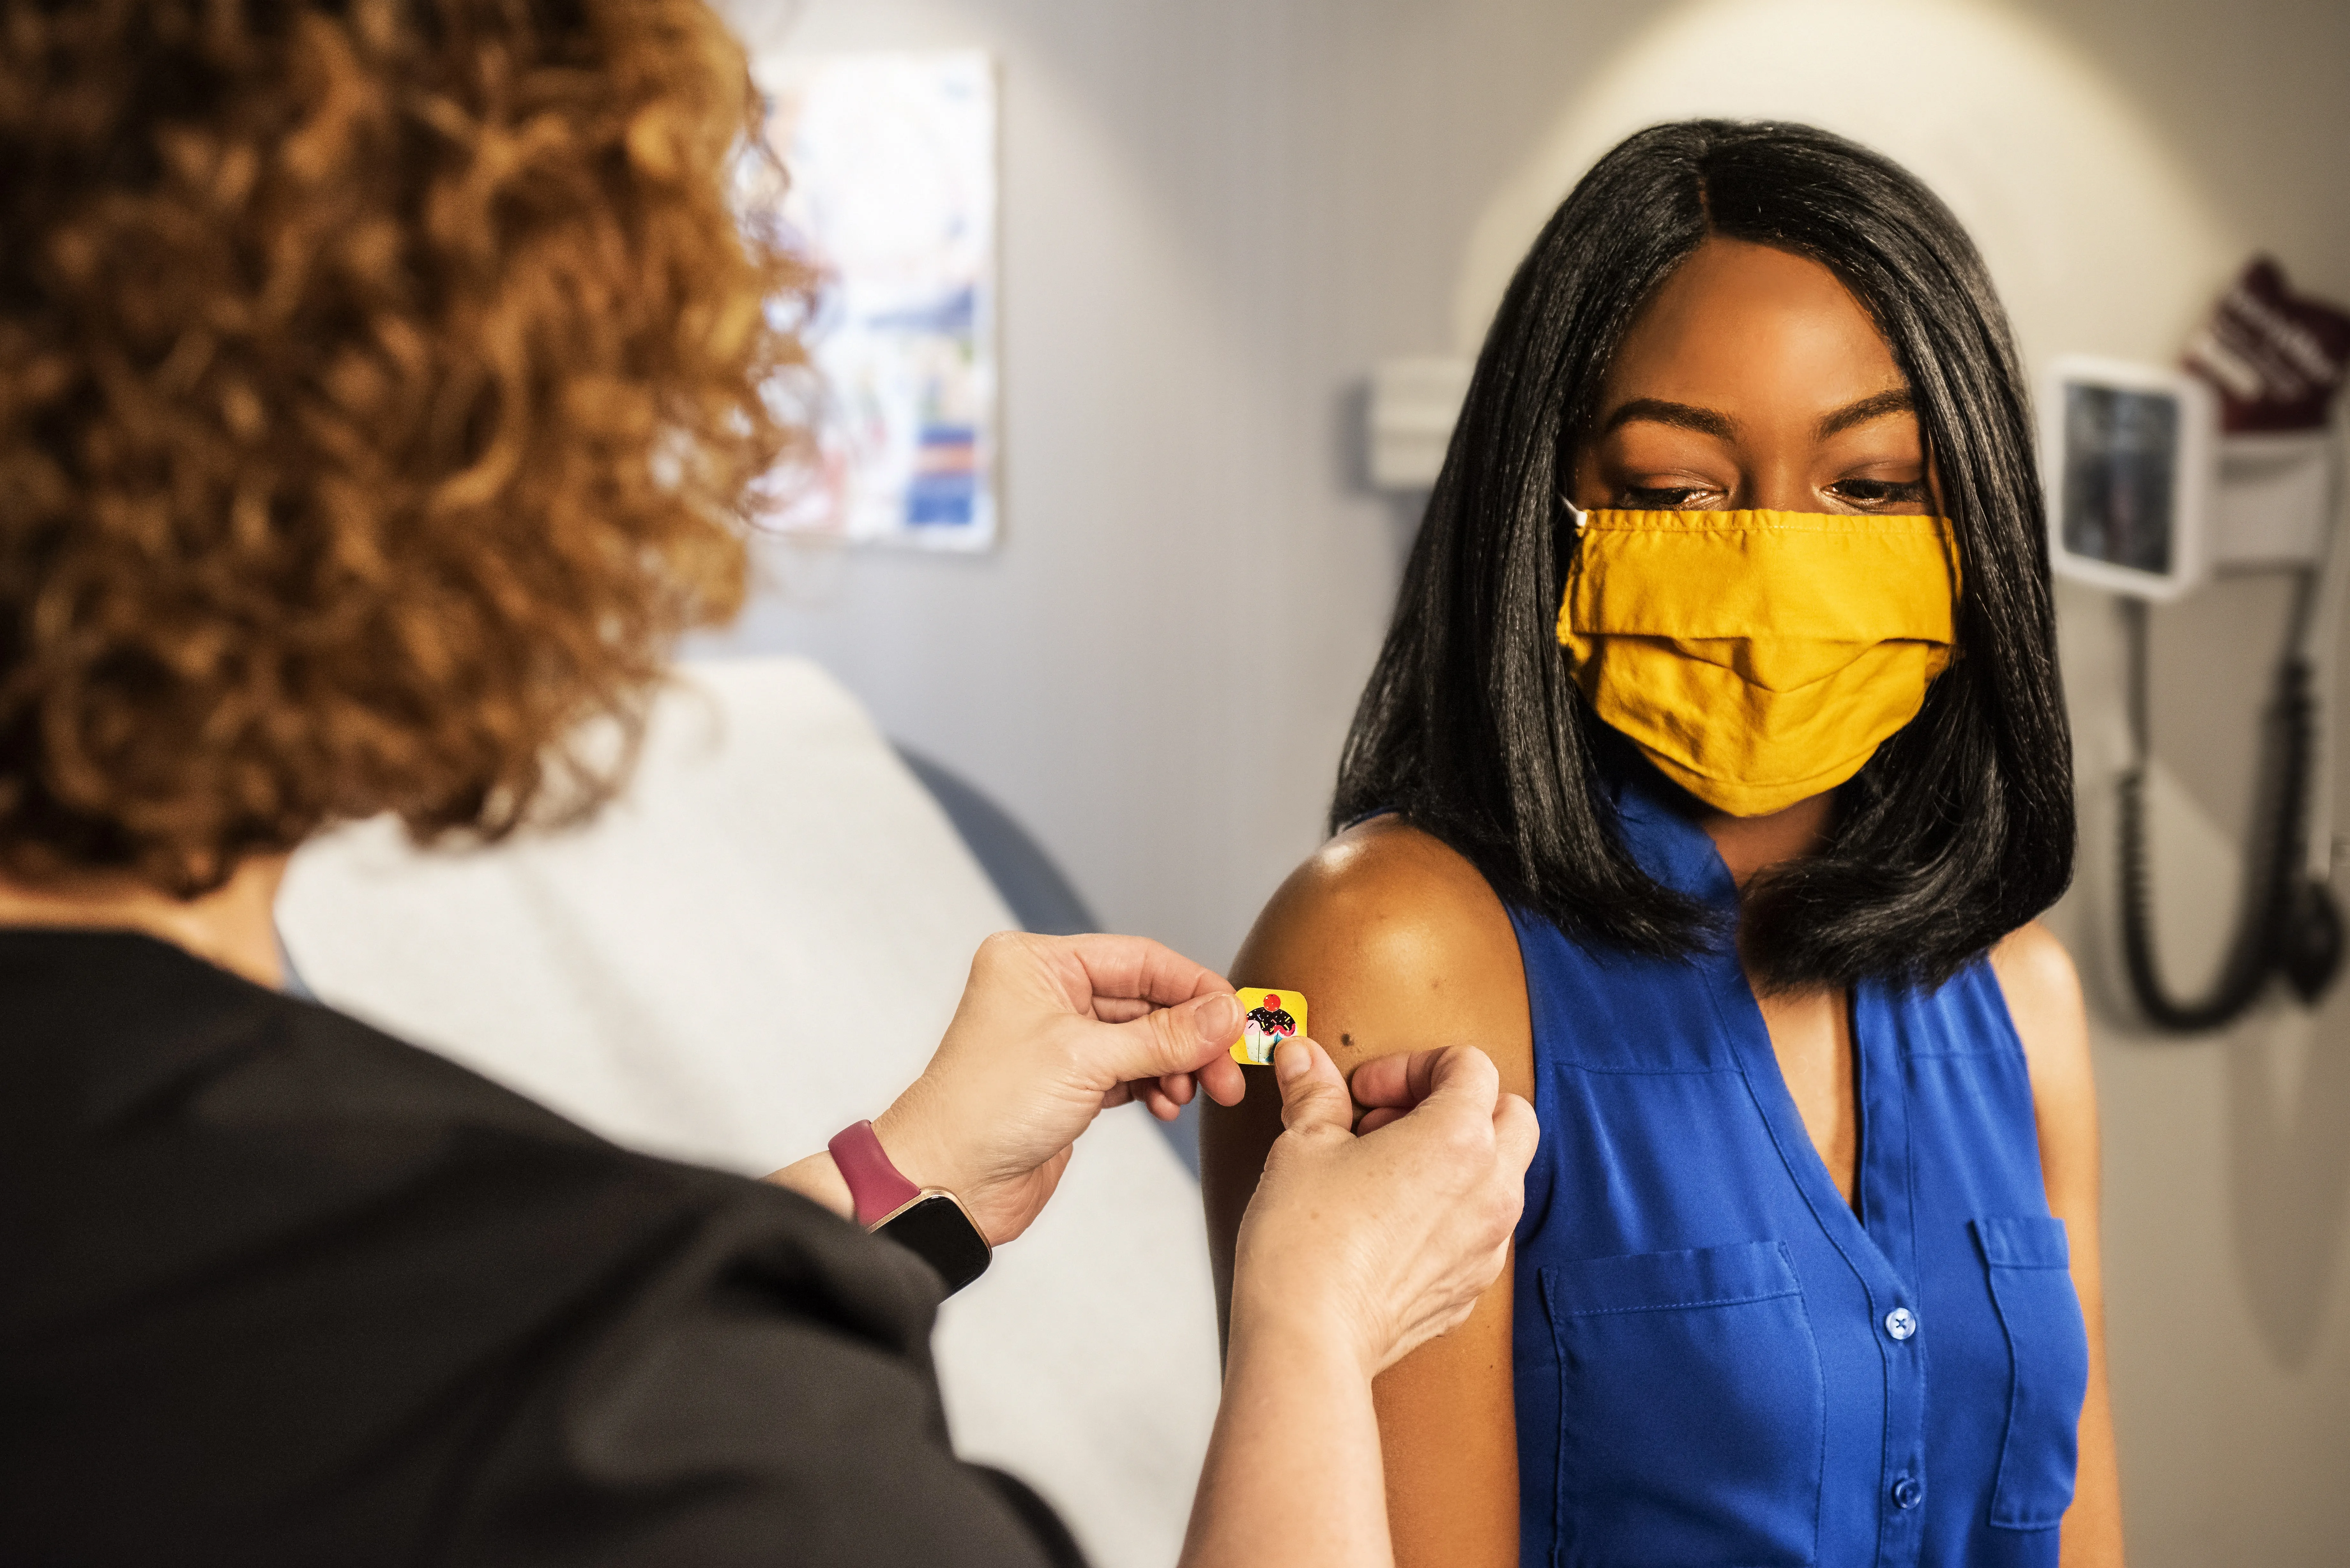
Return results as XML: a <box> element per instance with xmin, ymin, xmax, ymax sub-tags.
<box><xmin>826</xmin><ymin>1120</ymin><xmax>992</xmax><ymax>1294</ymax></box>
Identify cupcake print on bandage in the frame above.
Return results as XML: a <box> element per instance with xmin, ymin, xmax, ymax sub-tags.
<box><xmin>1232</xmin><ymin>988</ymin><xmax>1308</xmax><ymax>1066</ymax></box>
<box><xmin>1244</xmin><ymin>999</ymin><xmax>1295</xmax><ymax>1060</ymax></box>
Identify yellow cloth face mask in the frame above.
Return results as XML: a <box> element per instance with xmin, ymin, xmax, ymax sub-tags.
<box><xmin>1555</xmin><ymin>507</ymin><xmax>1960</xmax><ymax>818</ymax></box>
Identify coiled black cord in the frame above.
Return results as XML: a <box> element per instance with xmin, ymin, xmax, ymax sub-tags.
<box><xmin>2115</xmin><ymin>592</ymin><xmax>2344</xmax><ymax>1032</ymax></box>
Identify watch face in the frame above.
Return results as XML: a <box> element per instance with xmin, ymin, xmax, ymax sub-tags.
<box><xmin>876</xmin><ymin>1193</ymin><xmax>992</xmax><ymax>1294</ymax></box>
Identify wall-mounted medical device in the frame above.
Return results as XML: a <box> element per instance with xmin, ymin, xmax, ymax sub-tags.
<box><xmin>2047</xmin><ymin>354</ymin><xmax>2346</xmax><ymax>598</ymax></box>
<box><xmin>1367</xmin><ymin>357</ymin><xmax>1474</xmax><ymax>491</ymax></box>
<box><xmin>2043</xmin><ymin>357</ymin><xmax>2217</xmax><ymax>600</ymax></box>
<box><xmin>2050</xmin><ymin>259</ymin><xmax>2350</xmax><ymax>1033</ymax></box>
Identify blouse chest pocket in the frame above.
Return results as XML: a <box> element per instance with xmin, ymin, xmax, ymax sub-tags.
<box><xmin>1540</xmin><ymin>1240</ymin><xmax>1823</xmax><ymax>1568</ymax></box>
<box><xmin>1973</xmin><ymin>1217</ymin><xmax>2089</xmax><ymax>1532</ymax></box>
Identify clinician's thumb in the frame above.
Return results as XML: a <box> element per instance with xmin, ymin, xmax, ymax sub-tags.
<box><xmin>1107</xmin><ymin>989</ymin><xmax>1241</xmax><ymax>1081</ymax></box>
<box><xmin>1276</xmin><ymin>1038</ymin><xmax>1354</xmax><ymax>1136</ymax></box>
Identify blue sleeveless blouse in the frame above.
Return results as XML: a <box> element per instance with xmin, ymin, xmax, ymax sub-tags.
<box><xmin>1509</xmin><ymin>775</ymin><xmax>2088</xmax><ymax>1568</ymax></box>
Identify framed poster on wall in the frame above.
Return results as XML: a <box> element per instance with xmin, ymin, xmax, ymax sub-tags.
<box><xmin>748</xmin><ymin>50</ymin><xmax>998</xmax><ymax>551</ymax></box>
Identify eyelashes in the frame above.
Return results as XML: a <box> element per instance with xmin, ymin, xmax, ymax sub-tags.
<box><xmin>1622</xmin><ymin>485</ymin><xmax>1715</xmax><ymax>508</ymax></box>
<box><xmin>1611</xmin><ymin>478</ymin><xmax>1929</xmax><ymax>510</ymax></box>
<box><xmin>1825</xmin><ymin>478</ymin><xmax>1930</xmax><ymax>508</ymax></box>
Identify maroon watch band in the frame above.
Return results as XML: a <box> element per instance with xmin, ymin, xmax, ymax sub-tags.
<box><xmin>827</xmin><ymin>1119</ymin><xmax>921</xmax><ymax>1226</ymax></box>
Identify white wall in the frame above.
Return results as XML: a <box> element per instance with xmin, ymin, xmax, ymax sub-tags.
<box><xmin>704</xmin><ymin>0</ymin><xmax>1663</xmax><ymax>969</ymax></box>
<box><xmin>705</xmin><ymin>0</ymin><xmax>2350</xmax><ymax>1558</ymax></box>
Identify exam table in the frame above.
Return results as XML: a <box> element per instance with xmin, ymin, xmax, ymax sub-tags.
<box><xmin>276</xmin><ymin>656</ymin><xmax>1220</xmax><ymax>1568</ymax></box>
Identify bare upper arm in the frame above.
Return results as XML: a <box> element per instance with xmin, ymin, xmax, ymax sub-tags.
<box><xmin>1988</xmin><ymin>922</ymin><xmax>2125</xmax><ymax>1566</ymax></box>
<box><xmin>1988</xmin><ymin>921</ymin><xmax>2098</xmax><ymax>1213</ymax></box>
<box><xmin>1201</xmin><ymin>818</ymin><xmax>1533</xmax><ymax>1320</ymax></box>
<box><xmin>1199</xmin><ymin>817</ymin><xmax>1531</xmax><ymax>1568</ymax></box>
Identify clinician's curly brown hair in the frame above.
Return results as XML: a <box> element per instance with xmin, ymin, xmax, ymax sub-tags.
<box><xmin>0</xmin><ymin>0</ymin><xmax>800</xmax><ymax>894</ymax></box>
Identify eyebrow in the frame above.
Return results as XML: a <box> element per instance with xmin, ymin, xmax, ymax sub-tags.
<box><xmin>1596</xmin><ymin>388</ymin><xmax>1919</xmax><ymax>445</ymax></box>
<box><xmin>1600</xmin><ymin>398</ymin><xmax>1736</xmax><ymax>441</ymax></box>
<box><xmin>1817</xmin><ymin>388</ymin><xmax>1915</xmax><ymax>438</ymax></box>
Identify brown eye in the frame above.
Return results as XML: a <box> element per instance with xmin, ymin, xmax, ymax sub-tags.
<box><xmin>1829</xmin><ymin>478</ymin><xmax>1929</xmax><ymax>508</ymax></box>
<box><xmin>1623</xmin><ymin>486</ymin><xmax>1713</xmax><ymax>508</ymax></box>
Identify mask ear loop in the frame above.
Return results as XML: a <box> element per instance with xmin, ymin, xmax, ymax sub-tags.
<box><xmin>1553</xmin><ymin>496</ymin><xmax>1589</xmax><ymax>644</ymax></box>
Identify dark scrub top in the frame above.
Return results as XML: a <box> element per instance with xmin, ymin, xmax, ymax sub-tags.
<box><xmin>0</xmin><ymin>929</ymin><xmax>1084</xmax><ymax>1568</ymax></box>
<box><xmin>1508</xmin><ymin>774</ymin><xmax>2089</xmax><ymax>1568</ymax></box>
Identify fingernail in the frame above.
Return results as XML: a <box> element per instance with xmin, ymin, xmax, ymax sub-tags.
<box><xmin>1195</xmin><ymin>992</ymin><xmax>1241</xmax><ymax>1044</ymax></box>
<box><xmin>1274</xmin><ymin>1039</ymin><xmax>1309</xmax><ymax>1082</ymax></box>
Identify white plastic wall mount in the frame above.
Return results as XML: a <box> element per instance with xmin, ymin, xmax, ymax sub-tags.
<box><xmin>1367</xmin><ymin>357</ymin><xmax>1474</xmax><ymax>491</ymax></box>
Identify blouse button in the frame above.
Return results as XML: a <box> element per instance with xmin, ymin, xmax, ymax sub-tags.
<box><xmin>1892</xmin><ymin>1475</ymin><xmax>1925</xmax><ymax>1510</ymax></box>
<box><xmin>1884</xmin><ymin>1306</ymin><xmax>1918</xmax><ymax>1340</ymax></box>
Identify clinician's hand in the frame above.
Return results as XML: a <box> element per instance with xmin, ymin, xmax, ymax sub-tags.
<box><xmin>809</xmin><ymin>932</ymin><xmax>1247</xmax><ymax>1244</ymax></box>
<box><xmin>1178</xmin><ymin>1040</ymin><xmax>1536</xmax><ymax>1568</ymax></box>
<box><xmin>1234</xmin><ymin>1040</ymin><xmax>1537</xmax><ymax>1377</ymax></box>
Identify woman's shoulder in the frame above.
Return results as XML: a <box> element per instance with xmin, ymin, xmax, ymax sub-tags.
<box><xmin>1248</xmin><ymin>818</ymin><xmax>1514</xmax><ymax>975</ymax></box>
<box><xmin>1983</xmin><ymin>921</ymin><xmax>2094</xmax><ymax>1107</ymax></box>
<box><xmin>1235</xmin><ymin>817</ymin><xmax>1529</xmax><ymax>1087</ymax></box>
<box><xmin>1985</xmin><ymin>920</ymin><xmax>2081</xmax><ymax>1009</ymax></box>
<box><xmin>1282</xmin><ymin>813</ymin><xmax>1503</xmax><ymax>900</ymax></box>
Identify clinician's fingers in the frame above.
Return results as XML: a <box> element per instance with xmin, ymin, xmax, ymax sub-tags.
<box><xmin>1122</xmin><ymin>1071</ymin><xmax>1195</xmax><ymax>1121</ymax></box>
<box><xmin>1275</xmin><ymin>1039</ymin><xmax>1354</xmax><ymax>1136</ymax></box>
<box><xmin>1349</xmin><ymin>1048</ymin><xmax>1501</xmax><ymax>1147</ymax></box>
<box><xmin>1348</xmin><ymin>1045</ymin><xmax>1472</xmax><ymax>1111</ymax></box>
<box><xmin>1095</xmin><ymin>990</ymin><xmax>1242</xmax><ymax>1086</ymax></box>
<box><xmin>1054</xmin><ymin>933</ymin><xmax>1232</xmax><ymax>1010</ymax></box>
<box><xmin>1410</xmin><ymin>1045</ymin><xmax>1503</xmax><ymax>1118</ymax></box>
<box><xmin>1124</xmin><ymin>1078</ymin><xmax>1176</xmax><ymax>1119</ymax></box>
<box><xmin>1493</xmin><ymin>1090</ymin><xmax>1540</xmax><ymax>1176</ymax></box>
<box><xmin>1196</xmin><ymin>1052</ymin><xmax>1246</xmax><ymax>1107</ymax></box>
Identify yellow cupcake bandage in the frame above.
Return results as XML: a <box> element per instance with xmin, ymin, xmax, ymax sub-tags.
<box><xmin>1232</xmin><ymin>988</ymin><xmax>1307</xmax><ymax>1066</ymax></box>
<box><xmin>1556</xmin><ymin>508</ymin><xmax>1960</xmax><ymax>818</ymax></box>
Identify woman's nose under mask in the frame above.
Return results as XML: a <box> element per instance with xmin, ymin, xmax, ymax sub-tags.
<box><xmin>1555</xmin><ymin>507</ymin><xmax>1961</xmax><ymax>818</ymax></box>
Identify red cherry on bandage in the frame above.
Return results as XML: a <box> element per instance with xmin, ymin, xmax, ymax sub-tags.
<box><xmin>1264</xmin><ymin>994</ymin><xmax>1281</xmax><ymax>1009</ymax></box>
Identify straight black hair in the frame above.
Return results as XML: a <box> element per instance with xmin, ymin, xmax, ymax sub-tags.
<box><xmin>1334</xmin><ymin>120</ymin><xmax>2073</xmax><ymax>991</ymax></box>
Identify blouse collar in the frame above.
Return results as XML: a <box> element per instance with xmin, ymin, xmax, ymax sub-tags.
<box><xmin>1605</xmin><ymin>757</ymin><xmax>1743</xmax><ymax>915</ymax></box>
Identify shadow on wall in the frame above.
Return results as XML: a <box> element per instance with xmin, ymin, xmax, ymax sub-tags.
<box><xmin>2079</xmin><ymin>872</ymin><xmax>2350</xmax><ymax>1372</ymax></box>
<box><xmin>2066</xmin><ymin>567</ymin><xmax>2350</xmax><ymax>1374</ymax></box>
<box><xmin>2228</xmin><ymin>1006</ymin><xmax>2350</xmax><ymax>1366</ymax></box>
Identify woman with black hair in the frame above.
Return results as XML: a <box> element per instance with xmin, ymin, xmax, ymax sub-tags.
<box><xmin>1202</xmin><ymin>121</ymin><xmax>2123</xmax><ymax>1568</ymax></box>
